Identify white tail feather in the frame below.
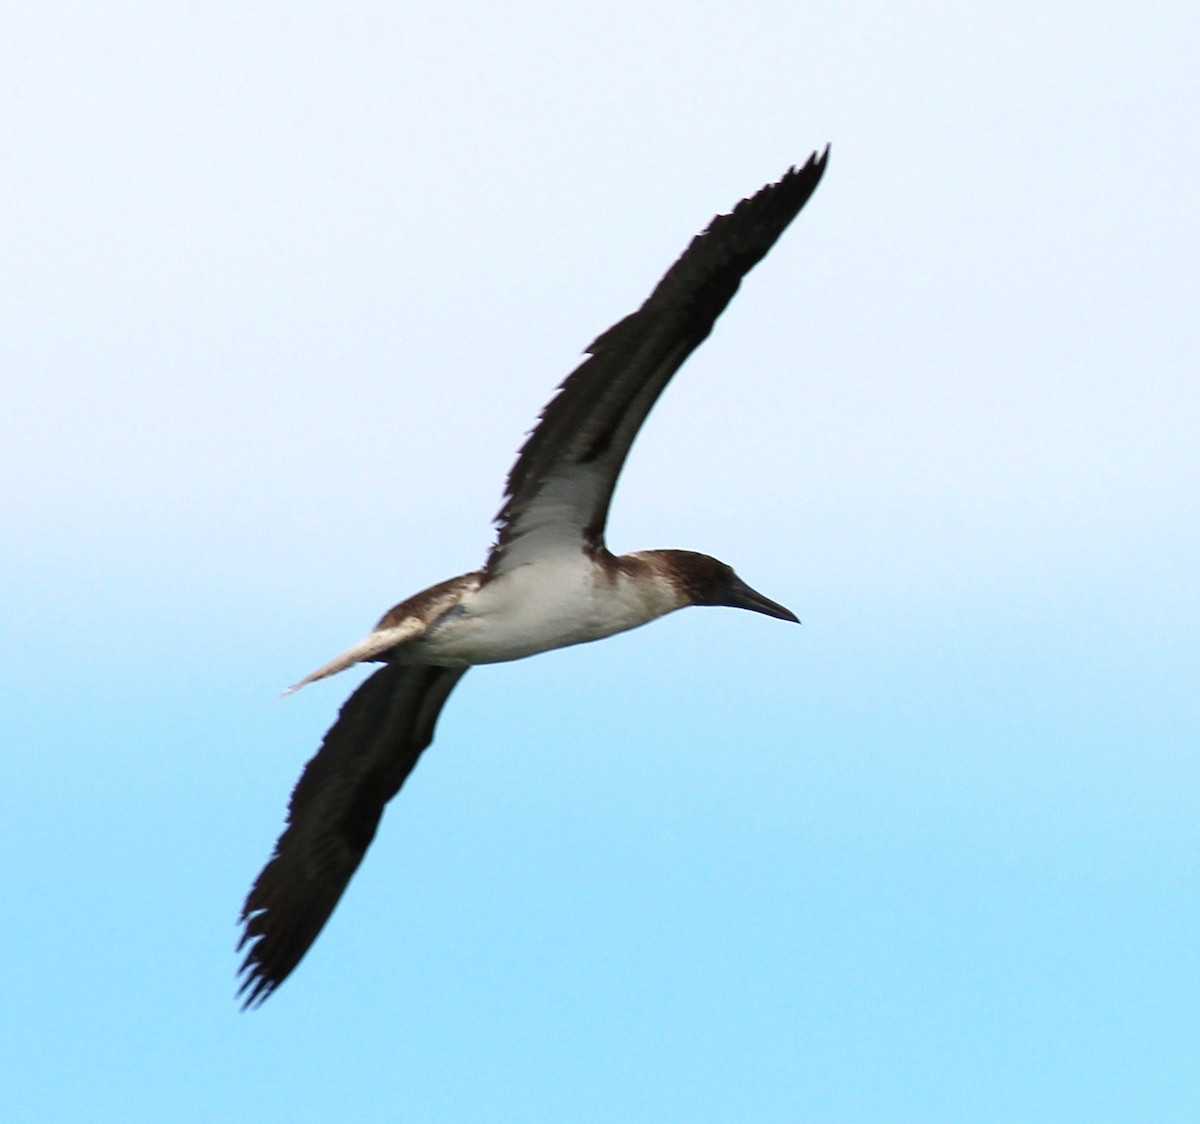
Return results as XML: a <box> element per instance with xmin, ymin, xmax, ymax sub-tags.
<box><xmin>280</xmin><ymin>620</ymin><xmax>427</xmax><ymax>696</ymax></box>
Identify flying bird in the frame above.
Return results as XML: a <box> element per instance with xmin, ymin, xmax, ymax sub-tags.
<box><xmin>238</xmin><ymin>148</ymin><xmax>829</xmax><ymax>1007</ymax></box>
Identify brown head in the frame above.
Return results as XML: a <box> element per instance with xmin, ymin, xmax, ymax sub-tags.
<box><xmin>649</xmin><ymin>549</ymin><xmax>799</xmax><ymax>622</ymax></box>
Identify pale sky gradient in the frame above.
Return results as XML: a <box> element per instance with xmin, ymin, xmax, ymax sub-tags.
<box><xmin>3</xmin><ymin>3</ymin><xmax>1197</xmax><ymax>1121</ymax></box>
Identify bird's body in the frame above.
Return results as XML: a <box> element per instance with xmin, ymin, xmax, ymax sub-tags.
<box><xmin>406</xmin><ymin>551</ymin><xmax>679</xmax><ymax>666</ymax></box>
<box><xmin>238</xmin><ymin>149</ymin><xmax>830</xmax><ymax>1007</ymax></box>
<box><xmin>292</xmin><ymin>548</ymin><xmax>753</xmax><ymax>678</ymax></box>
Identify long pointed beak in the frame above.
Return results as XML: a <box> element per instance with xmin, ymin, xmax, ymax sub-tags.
<box><xmin>721</xmin><ymin>575</ymin><xmax>800</xmax><ymax>623</ymax></box>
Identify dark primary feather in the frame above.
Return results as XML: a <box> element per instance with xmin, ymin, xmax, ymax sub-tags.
<box><xmin>237</xmin><ymin>663</ymin><xmax>467</xmax><ymax>1008</ymax></box>
<box><xmin>487</xmin><ymin>146</ymin><xmax>829</xmax><ymax>571</ymax></box>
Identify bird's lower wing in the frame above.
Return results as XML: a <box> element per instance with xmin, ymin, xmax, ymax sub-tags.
<box><xmin>237</xmin><ymin>662</ymin><xmax>468</xmax><ymax>1008</ymax></box>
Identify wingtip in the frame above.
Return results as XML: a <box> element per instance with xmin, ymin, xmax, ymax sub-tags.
<box><xmin>791</xmin><ymin>144</ymin><xmax>831</xmax><ymax>181</ymax></box>
<box><xmin>235</xmin><ymin>972</ymin><xmax>274</xmax><ymax>1012</ymax></box>
<box><xmin>235</xmin><ymin>913</ymin><xmax>283</xmax><ymax>1010</ymax></box>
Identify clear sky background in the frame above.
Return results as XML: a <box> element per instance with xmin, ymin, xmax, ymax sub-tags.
<box><xmin>3</xmin><ymin>3</ymin><xmax>1197</xmax><ymax>1121</ymax></box>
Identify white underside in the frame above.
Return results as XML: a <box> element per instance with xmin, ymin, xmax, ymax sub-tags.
<box><xmin>409</xmin><ymin>553</ymin><xmax>681</xmax><ymax>666</ymax></box>
<box><xmin>285</xmin><ymin>552</ymin><xmax>685</xmax><ymax>694</ymax></box>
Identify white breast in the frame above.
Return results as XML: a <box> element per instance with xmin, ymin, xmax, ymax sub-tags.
<box><xmin>410</xmin><ymin>554</ymin><xmax>682</xmax><ymax>666</ymax></box>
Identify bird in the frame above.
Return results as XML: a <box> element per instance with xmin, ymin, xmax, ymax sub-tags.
<box><xmin>237</xmin><ymin>147</ymin><xmax>829</xmax><ymax>1008</ymax></box>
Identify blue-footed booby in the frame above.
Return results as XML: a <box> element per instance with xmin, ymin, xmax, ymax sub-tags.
<box><xmin>238</xmin><ymin>148</ymin><xmax>829</xmax><ymax>1007</ymax></box>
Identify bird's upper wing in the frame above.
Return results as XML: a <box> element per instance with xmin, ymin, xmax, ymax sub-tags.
<box><xmin>485</xmin><ymin>147</ymin><xmax>829</xmax><ymax>579</ymax></box>
<box><xmin>237</xmin><ymin>662</ymin><xmax>467</xmax><ymax>1008</ymax></box>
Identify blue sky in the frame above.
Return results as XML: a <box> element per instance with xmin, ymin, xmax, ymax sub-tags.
<box><xmin>3</xmin><ymin>2</ymin><xmax>1197</xmax><ymax>1120</ymax></box>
